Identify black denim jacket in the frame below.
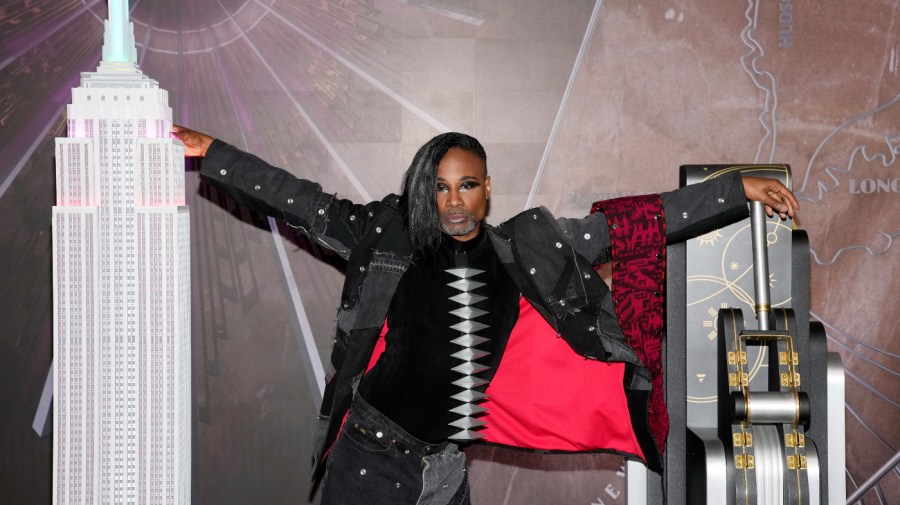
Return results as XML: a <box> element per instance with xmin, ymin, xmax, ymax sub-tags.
<box><xmin>199</xmin><ymin>140</ymin><xmax>748</xmax><ymax>479</ymax></box>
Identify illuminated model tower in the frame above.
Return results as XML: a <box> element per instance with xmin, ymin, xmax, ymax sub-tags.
<box><xmin>52</xmin><ymin>1</ymin><xmax>190</xmax><ymax>503</ymax></box>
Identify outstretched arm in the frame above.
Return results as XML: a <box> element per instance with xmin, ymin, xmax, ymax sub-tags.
<box><xmin>558</xmin><ymin>172</ymin><xmax>801</xmax><ymax>264</ymax></box>
<box><xmin>170</xmin><ymin>125</ymin><xmax>387</xmax><ymax>261</ymax></box>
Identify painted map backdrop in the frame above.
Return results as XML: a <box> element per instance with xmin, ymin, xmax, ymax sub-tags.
<box><xmin>0</xmin><ymin>0</ymin><xmax>897</xmax><ymax>503</ymax></box>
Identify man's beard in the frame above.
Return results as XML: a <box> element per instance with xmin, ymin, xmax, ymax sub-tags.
<box><xmin>440</xmin><ymin>210</ymin><xmax>478</xmax><ymax>237</ymax></box>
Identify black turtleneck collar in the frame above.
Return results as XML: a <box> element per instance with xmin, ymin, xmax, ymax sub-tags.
<box><xmin>441</xmin><ymin>224</ymin><xmax>489</xmax><ymax>255</ymax></box>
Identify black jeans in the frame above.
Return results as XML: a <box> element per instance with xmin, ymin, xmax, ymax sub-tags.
<box><xmin>320</xmin><ymin>395</ymin><xmax>471</xmax><ymax>505</ymax></box>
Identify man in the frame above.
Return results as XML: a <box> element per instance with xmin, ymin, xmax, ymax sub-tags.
<box><xmin>172</xmin><ymin>126</ymin><xmax>797</xmax><ymax>504</ymax></box>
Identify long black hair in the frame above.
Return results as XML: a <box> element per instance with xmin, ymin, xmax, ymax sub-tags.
<box><xmin>400</xmin><ymin>132</ymin><xmax>487</xmax><ymax>255</ymax></box>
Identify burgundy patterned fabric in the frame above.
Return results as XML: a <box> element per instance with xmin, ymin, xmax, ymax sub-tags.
<box><xmin>591</xmin><ymin>195</ymin><xmax>668</xmax><ymax>453</ymax></box>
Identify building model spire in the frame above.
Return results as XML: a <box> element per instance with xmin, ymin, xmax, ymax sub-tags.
<box><xmin>101</xmin><ymin>0</ymin><xmax>137</xmax><ymax>65</ymax></box>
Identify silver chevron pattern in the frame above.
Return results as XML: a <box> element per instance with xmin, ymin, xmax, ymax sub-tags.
<box><xmin>446</xmin><ymin>267</ymin><xmax>490</xmax><ymax>441</ymax></box>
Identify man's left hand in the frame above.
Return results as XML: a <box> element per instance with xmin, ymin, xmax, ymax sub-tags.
<box><xmin>742</xmin><ymin>176</ymin><xmax>799</xmax><ymax>220</ymax></box>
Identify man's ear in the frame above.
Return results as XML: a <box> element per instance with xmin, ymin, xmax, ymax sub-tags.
<box><xmin>485</xmin><ymin>175</ymin><xmax>491</xmax><ymax>200</ymax></box>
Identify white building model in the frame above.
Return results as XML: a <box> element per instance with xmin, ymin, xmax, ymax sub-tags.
<box><xmin>52</xmin><ymin>1</ymin><xmax>191</xmax><ymax>503</ymax></box>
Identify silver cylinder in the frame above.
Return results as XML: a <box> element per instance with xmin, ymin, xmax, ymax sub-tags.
<box><xmin>750</xmin><ymin>202</ymin><xmax>772</xmax><ymax>330</ymax></box>
<box><xmin>746</xmin><ymin>391</ymin><xmax>802</xmax><ymax>424</ymax></box>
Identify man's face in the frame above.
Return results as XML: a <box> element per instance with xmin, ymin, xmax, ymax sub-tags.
<box><xmin>436</xmin><ymin>147</ymin><xmax>491</xmax><ymax>242</ymax></box>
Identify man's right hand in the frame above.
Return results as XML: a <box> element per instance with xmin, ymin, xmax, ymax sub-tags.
<box><xmin>171</xmin><ymin>125</ymin><xmax>214</xmax><ymax>158</ymax></box>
